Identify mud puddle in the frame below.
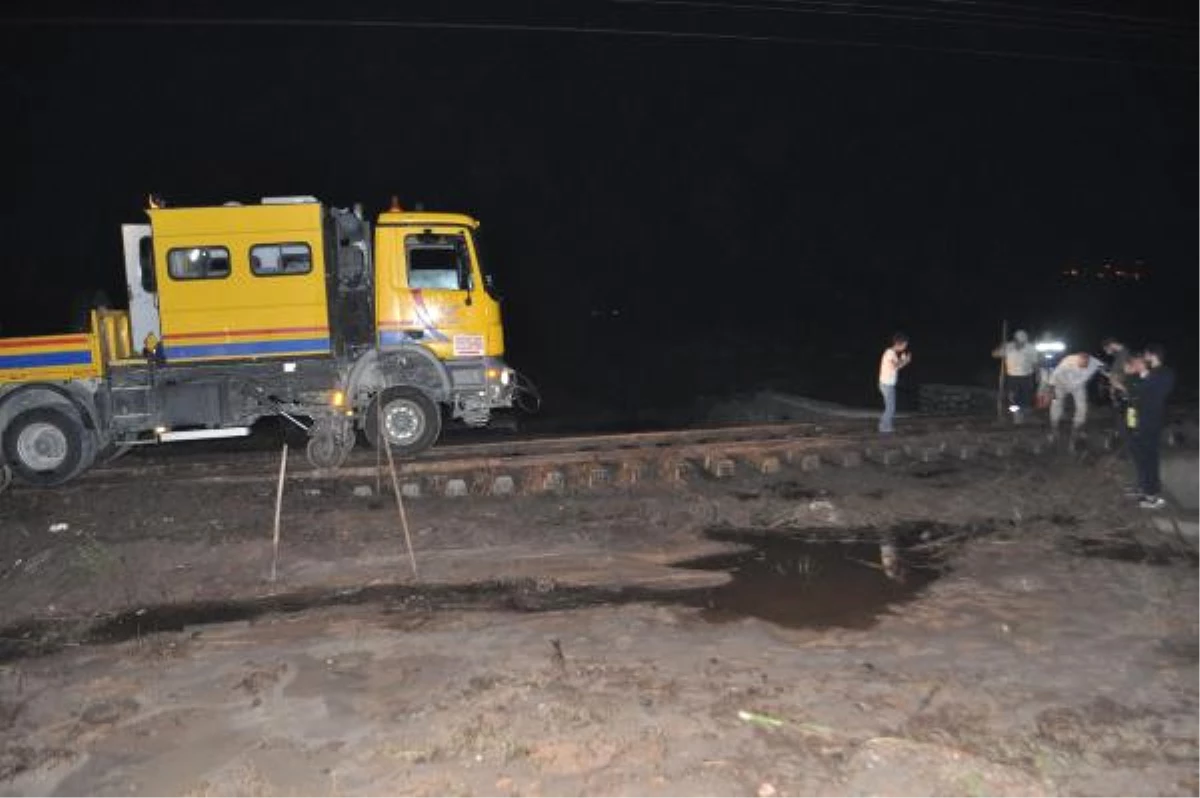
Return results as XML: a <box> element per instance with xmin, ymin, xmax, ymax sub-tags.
<box><xmin>673</xmin><ymin>522</ymin><xmax>955</xmax><ymax>629</ymax></box>
<box><xmin>0</xmin><ymin>521</ymin><xmax>986</xmax><ymax>662</ymax></box>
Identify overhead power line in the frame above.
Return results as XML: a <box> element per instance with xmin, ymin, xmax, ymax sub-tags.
<box><xmin>897</xmin><ymin>0</ymin><xmax>1193</xmax><ymax>28</ymax></box>
<box><xmin>1</xmin><ymin>15</ymin><xmax>1193</xmax><ymax>71</ymax></box>
<box><xmin>610</xmin><ymin>0</ymin><xmax>1193</xmax><ymax>38</ymax></box>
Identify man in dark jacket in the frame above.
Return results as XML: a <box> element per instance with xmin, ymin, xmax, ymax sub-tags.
<box><xmin>1126</xmin><ymin>344</ymin><xmax>1175</xmax><ymax>509</ymax></box>
<box><xmin>1102</xmin><ymin>338</ymin><xmax>1134</xmax><ymax>456</ymax></box>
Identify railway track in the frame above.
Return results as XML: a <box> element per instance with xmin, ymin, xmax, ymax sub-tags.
<box><xmin>61</xmin><ymin>414</ymin><xmax>1087</xmax><ymax>496</ymax></box>
<box><xmin>0</xmin><ymin>410</ymin><xmax>1190</xmax><ymax>499</ymax></box>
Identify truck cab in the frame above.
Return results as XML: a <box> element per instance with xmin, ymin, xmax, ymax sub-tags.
<box><xmin>372</xmin><ymin>205</ymin><xmax>509</xmax><ymax>425</ymax></box>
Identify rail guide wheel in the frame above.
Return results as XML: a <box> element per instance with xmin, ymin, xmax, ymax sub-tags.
<box><xmin>305</xmin><ymin>417</ymin><xmax>356</xmax><ymax>470</ymax></box>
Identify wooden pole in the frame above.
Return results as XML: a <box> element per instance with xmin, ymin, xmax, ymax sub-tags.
<box><xmin>996</xmin><ymin>319</ymin><xmax>1008</xmax><ymax>422</ymax></box>
<box><xmin>379</xmin><ymin>399</ymin><xmax>419</xmax><ymax>579</ymax></box>
<box><xmin>374</xmin><ymin>419</ymin><xmax>383</xmax><ymax>497</ymax></box>
<box><xmin>270</xmin><ymin>442</ymin><xmax>288</xmax><ymax>583</ymax></box>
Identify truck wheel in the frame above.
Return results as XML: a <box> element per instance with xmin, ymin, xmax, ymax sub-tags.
<box><xmin>364</xmin><ymin>387</ymin><xmax>441</xmax><ymax>456</ymax></box>
<box><xmin>68</xmin><ymin>429</ymin><xmax>99</xmax><ymax>481</ymax></box>
<box><xmin>3</xmin><ymin>407</ymin><xmax>88</xmax><ymax>487</ymax></box>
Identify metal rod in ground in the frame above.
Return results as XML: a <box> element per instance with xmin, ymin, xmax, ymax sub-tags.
<box><xmin>996</xmin><ymin>318</ymin><xmax>1008</xmax><ymax>421</ymax></box>
<box><xmin>374</xmin><ymin>416</ymin><xmax>383</xmax><ymax>497</ymax></box>
<box><xmin>270</xmin><ymin>442</ymin><xmax>289</xmax><ymax>583</ymax></box>
<box><xmin>380</xmin><ymin>405</ymin><xmax>419</xmax><ymax>579</ymax></box>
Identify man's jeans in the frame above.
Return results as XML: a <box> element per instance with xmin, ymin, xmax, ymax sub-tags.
<box><xmin>1008</xmin><ymin>374</ymin><xmax>1035</xmax><ymax>418</ymax></box>
<box><xmin>1131</xmin><ymin>427</ymin><xmax>1162</xmax><ymax>496</ymax></box>
<box><xmin>1050</xmin><ymin>386</ymin><xmax>1088</xmax><ymax>430</ymax></box>
<box><xmin>879</xmin><ymin>382</ymin><xmax>896</xmax><ymax>433</ymax></box>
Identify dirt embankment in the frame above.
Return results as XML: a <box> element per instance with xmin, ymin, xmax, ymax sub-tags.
<box><xmin>0</xmin><ymin>447</ymin><xmax>1195</xmax><ymax>796</ymax></box>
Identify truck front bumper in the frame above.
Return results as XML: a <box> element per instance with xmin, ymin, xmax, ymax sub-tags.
<box><xmin>446</xmin><ymin>356</ymin><xmax>516</xmax><ymax>413</ymax></box>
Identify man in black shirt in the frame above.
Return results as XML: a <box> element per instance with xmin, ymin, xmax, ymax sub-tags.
<box><xmin>1126</xmin><ymin>344</ymin><xmax>1175</xmax><ymax>510</ymax></box>
<box><xmin>1102</xmin><ymin>338</ymin><xmax>1133</xmax><ymax>456</ymax></box>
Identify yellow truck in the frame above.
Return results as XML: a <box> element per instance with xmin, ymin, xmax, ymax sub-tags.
<box><xmin>0</xmin><ymin>196</ymin><xmax>516</xmax><ymax>487</ymax></box>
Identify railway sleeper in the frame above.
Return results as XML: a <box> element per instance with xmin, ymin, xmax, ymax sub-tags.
<box><xmin>703</xmin><ymin>454</ymin><xmax>737</xmax><ymax>479</ymax></box>
<box><xmin>823</xmin><ymin>449</ymin><xmax>863</xmax><ymax>469</ymax></box>
<box><xmin>746</xmin><ymin>453</ymin><xmax>782</xmax><ymax>475</ymax></box>
<box><xmin>617</xmin><ymin>460</ymin><xmax>648</xmax><ymax>486</ymax></box>
<box><xmin>865</xmin><ymin>447</ymin><xmax>904</xmax><ymax>467</ymax></box>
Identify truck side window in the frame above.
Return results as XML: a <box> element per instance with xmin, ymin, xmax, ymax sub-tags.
<box><xmin>138</xmin><ymin>235</ymin><xmax>157</xmax><ymax>293</ymax></box>
<box><xmin>250</xmin><ymin>243</ymin><xmax>312</xmax><ymax>276</ymax></box>
<box><xmin>167</xmin><ymin>246</ymin><xmax>231</xmax><ymax>280</ymax></box>
<box><xmin>406</xmin><ymin>233</ymin><xmax>469</xmax><ymax>291</ymax></box>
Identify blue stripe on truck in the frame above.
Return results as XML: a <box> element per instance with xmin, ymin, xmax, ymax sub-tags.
<box><xmin>163</xmin><ymin>337</ymin><xmax>330</xmax><ymax>360</ymax></box>
<box><xmin>0</xmin><ymin>350</ymin><xmax>93</xmax><ymax>369</ymax></box>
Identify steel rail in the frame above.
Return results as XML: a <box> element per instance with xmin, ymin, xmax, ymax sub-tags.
<box><xmin>61</xmin><ymin>415</ymin><xmax>1027</xmax><ymax>493</ymax></box>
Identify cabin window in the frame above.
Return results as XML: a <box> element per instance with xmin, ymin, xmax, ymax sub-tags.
<box><xmin>250</xmin><ymin>243</ymin><xmax>313</xmax><ymax>276</ymax></box>
<box><xmin>405</xmin><ymin>233</ymin><xmax>470</xmax><ymax>291</ymax></box>
<box><xmin>167</xmin><ymin>246</ymin><xmax>231</xmax><ymax>280</ymax></box>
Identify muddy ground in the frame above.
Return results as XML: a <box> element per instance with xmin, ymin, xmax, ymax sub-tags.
<box><xmin>0</xmin><ymin>442</ymin><xmax>1195</xmax><ymax>796</ymax></box>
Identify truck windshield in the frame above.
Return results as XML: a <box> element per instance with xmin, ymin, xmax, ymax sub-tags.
<box><xmin>405</xmin><ymin>233</ymin><xmax>470</xmax><ymax>291</ymax></box>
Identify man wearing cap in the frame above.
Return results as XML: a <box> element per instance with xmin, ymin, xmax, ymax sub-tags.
<box><xmin>993</xmin><ymin>330</ymin><xmax>1039</xmax><ymax>424</ymax></box>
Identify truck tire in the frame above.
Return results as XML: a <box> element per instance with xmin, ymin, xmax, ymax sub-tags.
<box><xmin>3</xmin><ymin>406</ymin><xmax>88</xmax><ymax>487</ymax></box>
<box><xmin>68</xmin><ymin>428</ymin><xmax>99</xmax><ymax>481</ymax></box>
<box><xmin>364</xmin><ymin>387</ymin><xmax>441</xmax><ymax>457</ymax></box>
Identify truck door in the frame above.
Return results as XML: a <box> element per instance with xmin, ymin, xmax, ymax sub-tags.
<box><xmin>122</xmin><ymin>224</ymin><xmax>161</xmax><ymax>352</ymax></box>
<box><xmin>380</xmin><ymin>228</ymin><xmax>491</xmax><ymax>359</ymax></box>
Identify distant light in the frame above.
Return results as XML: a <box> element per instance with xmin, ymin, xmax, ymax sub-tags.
<box><xmin>1035</xmin><ymin>341</ymin><xmax>1065</xmax><ymax>353</ymax></box>
<box><xmin>1008</xmin><ymin>405</ymin><xmax>1020</xmax><ymax>413</ymax></box>
<box><xmin>331</xmin><ymin>390</ymin><xmax>345</xmax><ymax>407</ymax></box>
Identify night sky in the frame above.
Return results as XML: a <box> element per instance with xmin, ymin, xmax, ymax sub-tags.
<box><xmin>1</xmin><ymin>1</ymin><xmax>1195</xmax><ymax>421</ymax></box>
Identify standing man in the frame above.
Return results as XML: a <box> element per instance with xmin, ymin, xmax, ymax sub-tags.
<box><xmin>878</xmin><ymin>332</ymin><xmax>911</xmax><ymax>434</ymax></box>
<box><xmin>1048</xmin><ymin>352</ymin><xmax>1103</xmax><ymax>441</ymax></box>
<box><xmin>1127</xmin><ymin>345</ymin><xmax>1175</xmax><ymax>510</ymax></box>
<box><xmin>1102</xmin><ymin>338</ymin><xmax>1133</xmax><ymax>403</ymax></box>
<box><xmin>1102</xmin><ymin>338</ymin><xmax>1133</xmax><ymax>451</ymax></box>
<box><xmin>992</xmin><ymin>330</ymin><xmax>1039</xmax><ymax>423</ymax></box>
